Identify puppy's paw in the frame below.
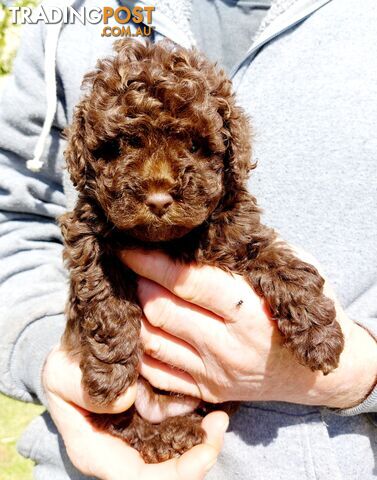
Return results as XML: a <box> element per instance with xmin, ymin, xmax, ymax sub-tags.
<box><xmin>140</xmin><ymin>415</ymin><xmax>206</xmax><ymax>463</ymax></box>
<box><xmin>285</xmin><ymin>319</ymin><xmax>344</xmax><ymax>375</ymax></box>
<box><xmin>81</xmin><ymin>349</ymin><xmax>139</xmax><ymax>405</ymax></box>
<box><xmin>90</xmin><ymin>409</ymin><xmax>206</xmax><ymax>463</ymax></box>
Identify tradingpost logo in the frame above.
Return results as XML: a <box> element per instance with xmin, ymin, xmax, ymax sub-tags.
<box><xmin>8</xmin><ymin>4</ymin><xmax>156</xmax><ymax>38</ymax></box>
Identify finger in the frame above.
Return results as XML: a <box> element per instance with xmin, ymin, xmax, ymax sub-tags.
<box><xmin>135</xmin><ymin>377</ymin><xmax>200</xmax><ymax>424</ymax></box>
<box><xmin>49</xmin><ymin>387</ymin><xmax>227</xmax><ymax>480</ymax></box>
<box><xmin>49</xmin><ymin>391</ymin><xmax>227</xmax><ymax>480</ymax></box>
<box><xmin>46</xmin><ymin>391</ymin><xmax>143</xmax><ymax>479</ymax></box>
<box><xmin>120</xmin><ymin>249</ymin><xmax>262</xmax><ymax>321</ymax></box>
<box><xmin>45</xmin><ymin>346</ymin><xmax>137</xmax><ymax>414</ymax></box>
<box><xmin>141</xmin><ymin>315</ymin><xmax>205</xmax><ymax>374</ymax></box>
<box><xmin>201</xmin><ymin>410</ymin><xmax>229</xmax><ymax>452</ymax></box>
<box><xmin>141</xmin><ymin>411</ymin><xmax>229</xmax><ymax>480</ymax></box>
<box><xmin>140</xmin><ymin>354</ymin><xmax>202</xmax><ymax>398</ymax></box>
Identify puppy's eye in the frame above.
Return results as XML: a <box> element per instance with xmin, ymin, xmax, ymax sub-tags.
<box><xmin>93</xmin><ymin>139</ymin><xmax>120</xmax><ymax>161</ymax></box>
<box><xmin>189</xmin><ymin>142</ymin><xmax>200</xmax><ymax>154</ymax></box>
<box><xmin>127</xmin><ymin>136</ymin><xmax>143</xmax><ymax>148</ymax></box>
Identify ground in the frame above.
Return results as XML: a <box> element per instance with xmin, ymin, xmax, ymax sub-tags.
<box><xmin>0</xmin><ymin>393</ymin><xmax>44</xmax><ymax>480</ymax></box>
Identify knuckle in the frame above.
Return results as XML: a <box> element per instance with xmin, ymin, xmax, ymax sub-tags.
<box><xmin>147</xmin><ymin>307</ymin><xmax>169</xmax><ymax>329</ymax></box>
<box><xmin>144</xmin><ymin>296</ymin><xmax>174</xmax><ymax>330</ymax></box>
<box><xmin>145</xmin><ymin>338</ymin><xmax>163</xmax><ymax>359</ymax></box>
<box><xmin>173</xmin><ymin>265</ymin><xmax>202</xmax><ymax>303</ymax></box>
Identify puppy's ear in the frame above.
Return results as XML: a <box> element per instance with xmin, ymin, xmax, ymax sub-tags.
<box><xmin>223</xmin><ymin>101</ymin><xmax>254</xmax><ymax>190</ymax></box>
<box><xmin>64</xmin><ymin>102</ymin><xmax>91</xmax><ymax>192</ymax></box>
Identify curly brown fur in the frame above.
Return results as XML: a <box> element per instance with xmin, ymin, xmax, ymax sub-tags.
<box><xmin>60</xmin><ymin>39</ymin><xmax>344</xmax><ymax>462</ymax></box>
<box><xmin>90</xmin><ymin>408</ymin><xmax>204</xmax><ymax>463</ymax></box>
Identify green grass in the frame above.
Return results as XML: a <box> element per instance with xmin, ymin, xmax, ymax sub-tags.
<box><xmin>0</xmin><ymin>393</ymin><xmax>44</xmax><ymax>480</ymax></box>
<box><xmin>0</xmin><ymin>1</ymin><xmax>39</xmax><ymax>76</ymax></box>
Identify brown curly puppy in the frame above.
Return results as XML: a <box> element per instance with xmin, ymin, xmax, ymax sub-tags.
<box><xmin>59</xmin><ymin>39</ymin><xmax>344</xmax><ymax>463</ymax></box>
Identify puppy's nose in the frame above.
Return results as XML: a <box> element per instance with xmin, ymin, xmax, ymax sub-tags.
<box><xmin>145</xmin><ymin>192</ymin><xmax>173</xmax><ymax>216</ymax></box>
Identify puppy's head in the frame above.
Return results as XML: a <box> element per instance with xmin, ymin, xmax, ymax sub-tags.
<box><xmin>65</xmin><ymin>40</ymin><xmax>253</xmax><ymax>242</ymax></box>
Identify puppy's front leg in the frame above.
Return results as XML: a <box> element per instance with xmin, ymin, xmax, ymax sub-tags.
<box><xmin>60</xmin><ymin>203</ymin><xmax>142</xmax><ymax>405</ymax></box>
<box><xmin>248</xmin><ymin>238</ymin><xmax>345</xmax><ymax>374</ymax></box>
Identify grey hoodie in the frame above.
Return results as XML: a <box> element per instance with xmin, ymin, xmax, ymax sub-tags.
<box><xmin>0</xmin><ymin>0</ymin><xmax>376</xmax><ymax>479</ymax></box>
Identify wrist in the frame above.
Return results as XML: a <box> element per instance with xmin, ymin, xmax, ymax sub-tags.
<box><xmin>314</xmin><ymin>320</ymin><xmax>377</xmax><ymax>409</ymax></box>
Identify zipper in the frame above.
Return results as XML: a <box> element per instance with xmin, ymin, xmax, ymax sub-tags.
<box><xmin>119</xmin><ymin>0</ymin><xmax>333</xmax><ymax>81</ymax></box>
<box><xmin>230</xmin><ymin>0</ymin><xmax>333</xmax><ymax>79</ymax></box>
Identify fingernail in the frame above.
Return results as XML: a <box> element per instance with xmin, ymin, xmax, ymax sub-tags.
<box><xmin>219</xmin><ymin>414</ymin><xmax>230</xmax><ymax>433</ymax></box>
<box><xmin>223</xmin><ymin>416</ymin><xmax>230</xmax><ymax>430</ymax></box>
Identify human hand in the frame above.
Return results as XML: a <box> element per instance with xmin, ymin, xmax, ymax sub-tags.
<box><xmin>42</xmin><ymin>345</ymin><xmax>229</xmax><ymax>480</ymax></box>
<box><xmin>120</xmin><ymin>249</ymin><xmax>377</xmax><ymax>410</ymax></box>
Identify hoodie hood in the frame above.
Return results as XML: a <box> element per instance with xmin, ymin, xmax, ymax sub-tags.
<box><xmin>26</xmin><ymin>0</ymin><xmax>332</xmax><ymax>172</ymax></box>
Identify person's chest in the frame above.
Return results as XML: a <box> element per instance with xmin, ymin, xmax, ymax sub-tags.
<box><xmin>235</xmin><ymin>0</ymin><xmax>377</xmax><ymax>310</ymax></box>
<box><xmin>59</xmin><ymin>0</ymin><xmax>377</xmax><ymax>313</ymax></box>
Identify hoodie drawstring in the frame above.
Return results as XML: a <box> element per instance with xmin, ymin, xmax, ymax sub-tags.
<box><xmin>26</xmin><ymin>0</ymin><xmax>77</xmax><ymax>172</ymax></box>
<box><xmin>26</xmin><ymin>21</ymin><xmax>62</xmax><ymax>172</ymax></box>
<box><xmin>25</xmin><ymin>0</ymin><xmax>194</xmax><ymax>173</ymax></box>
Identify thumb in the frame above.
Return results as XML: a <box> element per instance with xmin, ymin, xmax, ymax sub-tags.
<box><xmin>140</xmin><ymin>411</ymin><xmax>229</xmax><ymax>480</ymax></box>
<box><xmin>174</xmin><ymin>411</ymin><xmax>229</xmax><ymax>480</ymax></box>
<box><xmin>44</xmin><ymin>344</ymin><xmax>137</xmax><ymax>414</ymax></box>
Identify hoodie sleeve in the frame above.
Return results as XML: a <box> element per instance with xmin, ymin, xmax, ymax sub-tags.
<box><xmin>0</xmin><ymin>22</ymin><xmax>68</xmax><ymax>405</ymax></box>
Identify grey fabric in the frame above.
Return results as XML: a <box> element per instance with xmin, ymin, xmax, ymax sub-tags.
<box><xmin>191</xmin><ymin>0</ymin><xmax>271</xmax><ymax>73</ymax></box>
<box><xmin>0</xmin><ymin>0</ymin><xmax>376</xmax><ymax>478</ymax></box>
<box><xmin>17</xmin><ymin>411</ymin><xmax>97</xmax><ymax>480</ymax></box>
